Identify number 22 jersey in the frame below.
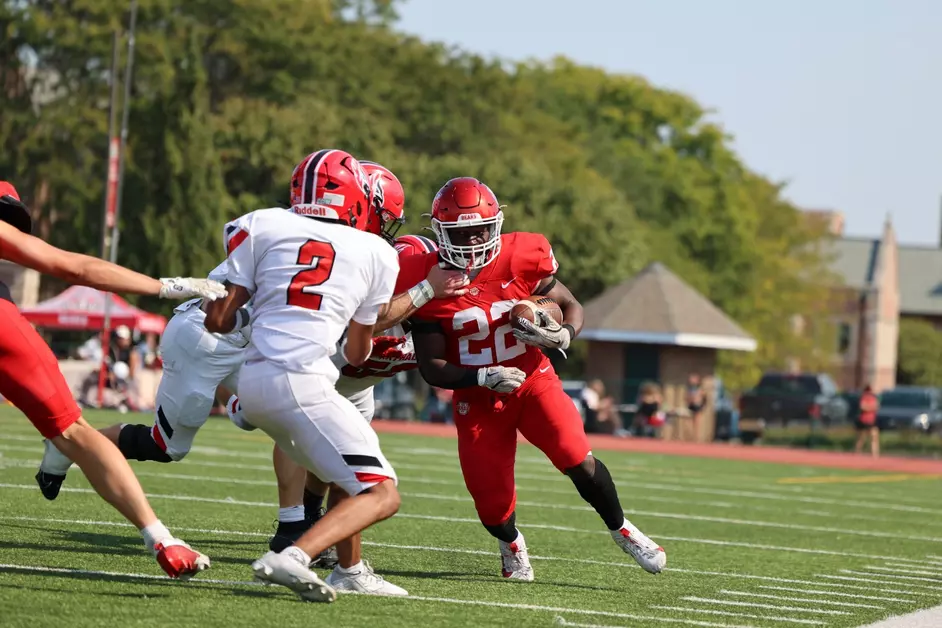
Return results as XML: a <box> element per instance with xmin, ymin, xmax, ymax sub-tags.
<box><xmin>395</xmin><ymin>232</ymin><xmax>559</xmax><ymax>382</ymax></box>
<box><xmin>225</xmin><ymin>208</ymin><xmax>399</xmax><ymax>377</ymax></box>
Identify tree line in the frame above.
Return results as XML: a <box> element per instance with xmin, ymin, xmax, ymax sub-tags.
<box><xmin>0</xmin><ymin>0</ymin><xmax>837</xmax><ymax>389</ymax></box>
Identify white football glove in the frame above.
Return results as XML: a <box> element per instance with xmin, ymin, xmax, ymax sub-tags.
<box><xmin>512</xmin><ymin>310</ymin><xmax>572</xmax><ymax>351</ymax></box>
<box><xmin>477</xmin><ymin>366</ymin><xmax>527</xmax><ymax>393</ymax></box>
<box><xmin>159</xmin><ymin>277</ymin><xmax>227</xmax><ymax>301</ymax></box>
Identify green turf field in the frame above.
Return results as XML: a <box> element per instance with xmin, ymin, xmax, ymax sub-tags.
<box><xmin>1</xmin><ymin>407</ymin><xmax>940</xmax><ymax>628</ymax></box>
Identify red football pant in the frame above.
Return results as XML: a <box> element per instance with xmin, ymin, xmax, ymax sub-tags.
<box><xmin>454</xmin><ymin>373</ymin><xmax>591</xmax><ymax>526</ymax></box>
<box><xmin>0</xmin><ymin>299</ymin><xmax>82</xmax><ymax>438</ymax></box>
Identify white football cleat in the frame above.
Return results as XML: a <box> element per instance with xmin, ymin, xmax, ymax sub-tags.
<box><xmin>611</xmin><ymin>519</ymin><xmax>666</xmax><ymax>574</ymax></box>
<box><xmin>325</xmin><ymin>560</ymin><xmax>408</xmax><ymax>596</ymax></box>
<box><xmin>499</xmin><ymin>534</ymin><xmax>534</xmax><ymax>581</ymax></box>
<box><xmin>252</xmin><ymin>550</ymin><xmax>336</xmax><ymax>603</ymax></box>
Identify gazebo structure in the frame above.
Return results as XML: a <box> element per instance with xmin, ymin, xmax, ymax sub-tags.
<box><xmin>580</xmin><ymin>263</ymin><xmax>756</xmax><ymax>439</ymax></box>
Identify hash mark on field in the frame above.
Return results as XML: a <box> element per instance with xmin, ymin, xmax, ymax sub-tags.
<box><xmin>553</xmin><ymin>616</ymin><xmax>755</xmax><ymax>628</ymax></box>
<box><xmin>840</xmin><ymin>569</ymin><xmax>942</xmax><ymax>584</ymax></box>
<box><xmin>864</xmin><ymin>564</ymin><xmax>942</xmax><ymax>578</ymax></box>
<box><xmin>649</xmin><ymin>606</ymin><xmax>825</xmax><ymax>626</ymax></box>
<box><xmin>718</xmin><ymin>589</ymin><xmax>884</xmax><ymax>609</ymax></box>
<box><xmin>756</xmin><ymin>585</ymin><xmax>914</xmax><ymax>603</ymax></box>
<box><xmin>680</xmin><ymin>598</ymin><xmax>851</xmax><ymax>616</ymax></box>
<box><xmin>815</xmin><ymin>575</ymin><xmax>942</xmax><ymax>592</ymax></box>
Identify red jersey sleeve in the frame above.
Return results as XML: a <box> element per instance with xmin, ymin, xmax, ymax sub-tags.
<box><xmin>511</xmin><ymin>232</ymin><xmax>559</xmax><ymax>292</ymax></box>
<box><xmin>393</xmin><ymin>251</ymin><xmax>437</xmax><ymax>295</ymax></box>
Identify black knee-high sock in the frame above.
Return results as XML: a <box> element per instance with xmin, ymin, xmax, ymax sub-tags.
<box><xmin>304</xmin><ymin>489</ymin><xmax>325</xmax><ymax>522</ymax></box>
<box><xmin>566</xmin><ymin>458</ymin><xmax>625</xmax><ymax>531</ymax></box>
<box><xmin>483</xmin><ymin>511</ymin><xmax>519</xmax><ymax>543</ymax></box>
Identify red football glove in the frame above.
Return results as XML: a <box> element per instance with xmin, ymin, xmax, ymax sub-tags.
<box><xmin>371</xmin><ymin>335</ymin><xmax>409</xmax><ymax>361</ymax></box>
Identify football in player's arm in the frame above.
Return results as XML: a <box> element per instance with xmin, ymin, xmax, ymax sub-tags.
<box><xmin>407</xmin><ymin>246</ymin><xmax>582</xmax><ymax>394</ymax></box>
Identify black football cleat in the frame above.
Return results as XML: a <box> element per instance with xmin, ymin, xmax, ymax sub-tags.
<box><xmin>35</xmin><ymin>470</ymin><xmax>66</xmax><ymax>501</ymax></box>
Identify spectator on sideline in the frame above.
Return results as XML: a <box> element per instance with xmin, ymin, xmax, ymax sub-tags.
<box><xmin>855</xmin><ymin>384</ymin><xmax>880</xmax><ymax>457</ymax></box>
<box><xmin>686</xmin><ymin>372</ymin><xmax>706</xmax><ymax>442</ymax></box>
<box><xmin>634</xmin><ymin>381</ymin><xmax>663</xmax><ymax>438</ymax></box>
<box><xmin>582</xmin><ymin>379</ymin><xmax>605</xmax><ymax>433</ymax></box>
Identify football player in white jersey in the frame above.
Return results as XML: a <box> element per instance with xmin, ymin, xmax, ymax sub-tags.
<box><xmin>37</xmin><ymin>164</ymin><xmax>461</xmax><ymax>506</ymax></box>
<box><xmin>203</xmin><ymin>149</ymin><xmax>462</xmax><ymax>603</ymax></box>
<box><xmin>254</xmin><ymin>163</ymin><xmax>440</xmax><ymax>567</ymax></box>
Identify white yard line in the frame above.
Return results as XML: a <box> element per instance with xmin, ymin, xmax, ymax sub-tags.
<box><xmin>0</xmin><ymin>514</ymin><xmax>925</xmax><ymax>601</ymax></box>
<box><xmin>0</xmin><ymin>483</ymin><xmax>925</xmax><ymax>564</ymax></box>
<box><xmin>4</xmin><ymin>435</ymin><xmax>942</xmax><ymax>515</ymax></box>
<box><xmin>0</xmin><ymin>481</ymin><xmax>920</xmax><ymax>561</ymax></box>
<box><xmin>0</xmin><ymin>561</ymin><xmax>750</xmax><ymax>626</ymax></box>
<box><xmin>649</xmin><ymin>606</ymin><xmax>825</xmax><ymax>626</ymax></box>
<box><xmin>679</xmin><ymin>598</ymin><xmax>851</xmax><ymax>616</ymax></box>
<box><xmin>718</xmin><ymin>590</ymin><xmax>884</xmax><ymax>610</ymax></box>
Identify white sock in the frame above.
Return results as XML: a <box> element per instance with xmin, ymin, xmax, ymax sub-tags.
<box><xmin>279</xmin><ymin>505</ymin><xmax>305</xmax><ymax>523</ymax></box>
<box><xmin>141</xmin><ymin>520</ymin><xmax>172</xmax><ymax>550</ymax></box>
<box><xmin>282</xmin><ymin>545</ymin><xmax>312</xmax><ymax>566</ymax></box>
<box><xmin>337</xmin><ymin>560</ymin><xmax>364</xmax><ymax>574</ymax></box>
<box><xmin>40</xmin><ymin>440</ymin><xmax>73</xmax><ymax>475</ymax></box>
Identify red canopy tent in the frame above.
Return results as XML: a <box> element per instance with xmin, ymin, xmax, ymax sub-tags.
<box><xmin>19</xmin><ymin>285</ymin><xmax>167</xmax><ymax>334</ymax></box>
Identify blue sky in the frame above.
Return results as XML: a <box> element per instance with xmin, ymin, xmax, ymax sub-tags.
<box><xmin>397</xmin><ymin>0</ymin><xmax>941</xmax><ymax>246</ymax></box>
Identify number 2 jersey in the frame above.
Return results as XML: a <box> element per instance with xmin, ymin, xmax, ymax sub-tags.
<box><xmin>394</xmin><ymin>231</ymin><xmax>560</xmax><ymax>384</ymax></box>
<box><xmin>224</xmin><ymin>208</ymin><xmax>399</xmax><ymax>378</ymax></box>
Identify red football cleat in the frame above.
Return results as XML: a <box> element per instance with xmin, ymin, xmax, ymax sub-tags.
<box><xmin>154</xmin><ymin>540</ymin><xmax>211</xmax><ymax>579</ymax></box>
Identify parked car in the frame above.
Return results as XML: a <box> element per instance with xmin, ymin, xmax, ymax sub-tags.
<box><xmin>738</xmin><ymin>372</ymin><xmax>849</xmax><ymax>444</ymax></box>
<box><xmin>876</xmin><ymin>386</ymin><xmax>942</xmax><ymax>433</ymax></box>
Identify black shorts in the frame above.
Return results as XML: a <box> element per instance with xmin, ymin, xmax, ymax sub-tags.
<box><xmin>855</xmin><ymin>420</ymin><xmax>877</xmax><ymax>431</ymax></box>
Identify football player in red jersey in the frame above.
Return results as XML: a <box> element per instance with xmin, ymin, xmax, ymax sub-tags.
<box><xmin>396</xmin><ymin>177</ymin><xmax>667</xmax><ymax>581</ymax></box>
<box><xmin>0</xmin><ymin>181</ymin><xmax>221</xmax><ymax>578</ymax></box>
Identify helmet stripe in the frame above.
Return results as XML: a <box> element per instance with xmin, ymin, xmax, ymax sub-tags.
<box><xmin>416</xmin><ymin>234</ymin><xmax>438</xmax><ymax>252</ymax></box>
<box><xmin>301</xmin><ymin>149</ymin><xmax>333</xmax><ymax>205</ymax></box>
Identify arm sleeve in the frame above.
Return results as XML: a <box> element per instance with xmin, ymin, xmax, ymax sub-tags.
<box><xmin>352</xmin><ymin>245</ymin><xmax>400</xmax><ymax>326</ymax></box>
<box><xmin>519</xmin><ymin>233</ymin><xmax>559</xmax><ymax>291</ymax></box>
<box><xmin>224</xmin><ymin>213</ymin><xmax>258</xmax><ymax>294</ymax></box>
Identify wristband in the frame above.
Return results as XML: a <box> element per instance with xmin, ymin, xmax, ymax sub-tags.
<box><xmin>234</xmin><ymin>306</ymin><xmax>252</xmax><ymax>331</ymax></box>
<box><xmin>562</xmin><ymin>324</ymin><xmax>576</xmax><ymax>340</ymax></box>
<box><xmin>408</xmin><ymin>279</ymin><xmax>435</xmax><ymax>309</ymax></box>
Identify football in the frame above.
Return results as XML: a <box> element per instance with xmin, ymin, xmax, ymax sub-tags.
<box><xmin>511</xmin><ymin>295</ymin><xmax>564</xmax><ymax>331</ymax></box>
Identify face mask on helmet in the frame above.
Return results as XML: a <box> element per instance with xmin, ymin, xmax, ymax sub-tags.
<box><xmin>432</xmin><ymin>213</ymin><xmax>504</xmax><ymax>270</ymax></box>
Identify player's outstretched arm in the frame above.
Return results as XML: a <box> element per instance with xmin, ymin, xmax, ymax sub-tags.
<box><xmin>0</xmin><ymin>221</ymin><xmax>226</xmax><ymax>300</ymax></box>
<box><xmin>204</xmin><ymin>281</ymin><xmax>252</xmax><ymax>334</ymax></box>
<box><xmin>375</xmin><ymin>263</ymin><xmax>468</xmax><ymax>331</ymax></box>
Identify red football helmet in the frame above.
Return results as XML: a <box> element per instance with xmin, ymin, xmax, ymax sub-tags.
<box><xmin>0</xmin><ymin>181</ymin><xmax>32</xmax><ymax>234</ymax></box>
<box><xmin>393</xmin><ymin>234</ymin><xmax>438</xmax><ymax>258</ymax></box>
<box><xmin>430</xmin><ymin>177</ymin><xmax>503</xmax><ymax>269</ymax></box>
<box><xmin>361</xmin><ymin>161</ymin><xmax>406</xmax><ymax>243</ymax></box>
<box><xmin>289</xmin><ymin>149</ymin><xmax>371</xmax><ymax>230</ymax></box>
